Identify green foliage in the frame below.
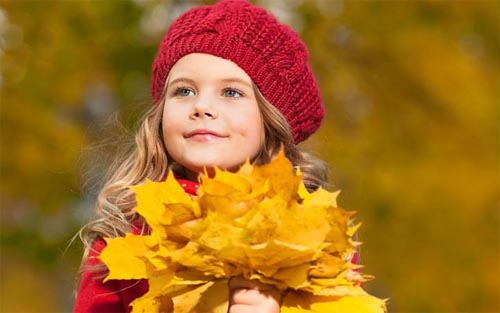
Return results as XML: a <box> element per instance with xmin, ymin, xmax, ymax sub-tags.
<box><xmin>0</xmin><ymin>0</ymin><xmax>498</xmax><ymax>312</ymax></box>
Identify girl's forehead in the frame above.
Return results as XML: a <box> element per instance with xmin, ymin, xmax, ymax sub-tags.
<box><xmin>169</xmin><ymin>53</ymin><xmax>253</xmax><ymax>84</ymax></box>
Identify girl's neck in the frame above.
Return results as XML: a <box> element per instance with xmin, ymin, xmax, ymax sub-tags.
<box><xmin>185</xmin><ymin>170</ymin><xmax>199</xmax><ymax>182</ymax></box>
<box><xmin>184</xmin><ymin>167</ymin><xmax>219</xmax><ymax>182</ymax></box>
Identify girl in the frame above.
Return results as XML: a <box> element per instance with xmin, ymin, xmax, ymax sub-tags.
<box><xmin>74</xmin><ymin>0</ymin><xmax>328</xmax><ymax>312</ymax></box>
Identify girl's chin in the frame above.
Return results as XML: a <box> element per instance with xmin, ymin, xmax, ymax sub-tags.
<box><xmin>184</xmin><ymin>163</ymin><xmax>242</xmax><ymax>180</ymax></box>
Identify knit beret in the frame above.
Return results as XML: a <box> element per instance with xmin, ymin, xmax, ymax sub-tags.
<box><xmin>151</xmin><ymin>0</ymin><xmax>324</xmax><ymax>143</ymax></box>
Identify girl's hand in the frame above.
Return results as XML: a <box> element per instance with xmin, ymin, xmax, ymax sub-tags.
<box><xmin>228</xmin><ymin>276</ymin><xmax>282</xmax><ymax>313</ymax></box>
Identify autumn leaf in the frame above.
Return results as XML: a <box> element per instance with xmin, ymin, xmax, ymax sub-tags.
<box><xmin>282</xmin><ymin>289</ymin><xmax>387</xmax><ymax>313</ymax></box>
<box><xmin>100</xmin><ymin>151</ymin><xmax>386</xmax><ymax>312</ymax></box>
<box><xmin>130</xmin><ymin>173</ymin><xmax>200</xmax><ymax>238</ymax></box>
<box><xmin>100</xmin><ymin>233</ymin><xmax>159</xmax><ymax>281</ymax></box>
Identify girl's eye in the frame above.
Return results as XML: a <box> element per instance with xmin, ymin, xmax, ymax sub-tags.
<box><xmin>223</xmin><ymin>88</ymin><xmax>243</xmax><ymax>98</ymax></box>
<box><xmin>174</xmin><ymin>87</ymin><xmax>195</xmax><ymax>97</ymax></box>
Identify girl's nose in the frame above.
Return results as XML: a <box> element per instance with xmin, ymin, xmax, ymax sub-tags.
<box><xmin>190</xmin><ymin>96</ymin><xmax>218</xmax><ymax>119</ymax></box>
<box><xmin>190</xmin><ymin>110</ymin><xmax>217</xmax><ymax>119</ymax></box>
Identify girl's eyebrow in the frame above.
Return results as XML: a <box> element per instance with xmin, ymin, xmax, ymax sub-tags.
<box><xmin>168</xmin><ymin>77</ymin><xmax>252</xmax><ymax>88</ymax></box>
<box><xmin>220</xmin><ymin>78</ymin><xmax>252</xmax><ymax>88</ymax></box>
<box><xmin>168</xmin><ymin>77</ymin><xmax>196</xmax><ymax>88</ymax></box>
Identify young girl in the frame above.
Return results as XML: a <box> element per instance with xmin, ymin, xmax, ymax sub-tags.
<box><xmin>74</xmin><ymin>0</ymin><xmax>328</xmax><ymax>312</ymax></box>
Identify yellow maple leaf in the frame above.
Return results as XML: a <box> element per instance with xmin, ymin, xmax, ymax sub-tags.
<box><xmin>251</xmin><ymin>149</ymin><xmax>302</xmax><ymax>200</ymax></box>
<box><xmin>100</xmin><ymin>233</ymin><xmax>159</xmax><ymax>281</ymax></box>
<box><xmin>131</xmin><ymin>174</ymin><xmax>199</xmax><ymax>238</ymax></box>
<box><xmin>172</xmin><ymin>280</ymin><xmax>228</xmax><ymax>313</ymax></box>
<box><xmin>282</xmin><ymin>289</ymin><xmax>386</xmax><ymax>313</ymax></box>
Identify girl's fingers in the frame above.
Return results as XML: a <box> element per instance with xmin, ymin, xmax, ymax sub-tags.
<box><xmin>229</xmin><ymin>276</ymin><xmax>279</xmax><ymax>294</ymax></box>
<box><xmin>231</xmin><ymin>288</ymin><xmax>273</xmax><ymax>305</ymax></box>
<box><xmin>228</xmin><ymin>276</ymin><xmax>282</xmax><ymax>312</ymax></box>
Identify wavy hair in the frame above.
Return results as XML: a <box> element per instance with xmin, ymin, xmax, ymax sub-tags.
<box><xmin>78</xmin><ymin>84</ymin><xmax>328</xmax><ymax>274</ymax></box>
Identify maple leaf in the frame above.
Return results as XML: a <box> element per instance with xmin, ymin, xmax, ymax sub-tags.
<box><xmin>100</xmin><ymin>150</ymin><xmax>387</xmax><ymax>313</ymax></box>
<box><xmin>282</xmin><ymin>289</ymin><xmax>387</xmax><ymax>313</ymax></box>
<box><xmin>100</xmin><ymin>233</ymin><xmax>159</xmax><ymax>281</ymax></box>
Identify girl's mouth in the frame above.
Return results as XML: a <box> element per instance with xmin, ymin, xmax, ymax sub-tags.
<box><xmin>185</xmin><ymin>129</ymin><xmax>228</xmax><ymax>141</ymax></box>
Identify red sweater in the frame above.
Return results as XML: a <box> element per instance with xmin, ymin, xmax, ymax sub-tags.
<box><xmin>73</xmin><ymin>179</ymin><xmax>199</xmax><ymax>313</ymax></box>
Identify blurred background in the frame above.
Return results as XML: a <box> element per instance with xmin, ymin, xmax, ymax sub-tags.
<box><xmin>0</xmin><ymin>0</ymin><xmax>498</xmax><ymax>312</ymax></box>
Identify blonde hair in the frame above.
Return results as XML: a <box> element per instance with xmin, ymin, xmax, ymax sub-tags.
<box><xmin>78</xmin><ymin>84</ymin><xmax>328</xmax><ymax>275</ymax></box>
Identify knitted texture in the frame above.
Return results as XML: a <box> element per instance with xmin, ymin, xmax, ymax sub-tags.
<box><xmin>151</xmin><ymin>0</ymin><xmax>324</xmax><ymax>143</ymax></box>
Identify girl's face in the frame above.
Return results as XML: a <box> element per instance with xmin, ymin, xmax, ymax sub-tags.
<box><xmin>162</xmin><ymin>53</ymin><xmax>264</xmax><ymax>179</ymax></box>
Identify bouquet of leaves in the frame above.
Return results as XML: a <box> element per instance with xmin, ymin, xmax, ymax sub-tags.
<box><xmin>100</xmin><ymin>151</ymin><xmax>387</xmax><ymax>312</ymax></box>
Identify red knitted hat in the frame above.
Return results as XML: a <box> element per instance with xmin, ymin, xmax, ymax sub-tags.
<box><xmin>151</xmin><ymin>0</ymin><xmax>324</xmax><ymax>143</ymax></box>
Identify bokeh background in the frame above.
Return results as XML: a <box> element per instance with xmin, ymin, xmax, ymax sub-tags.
<box><xmin>1</xmin><ymin>0</ymin><xmax>498</xmax><ymax>312</ymax></box>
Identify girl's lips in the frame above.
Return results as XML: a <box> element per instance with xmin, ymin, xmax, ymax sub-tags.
<box><xmin>184</xmin><ymin>129</ymin><xmax>227</xmax><ymax>141</ymax></box>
